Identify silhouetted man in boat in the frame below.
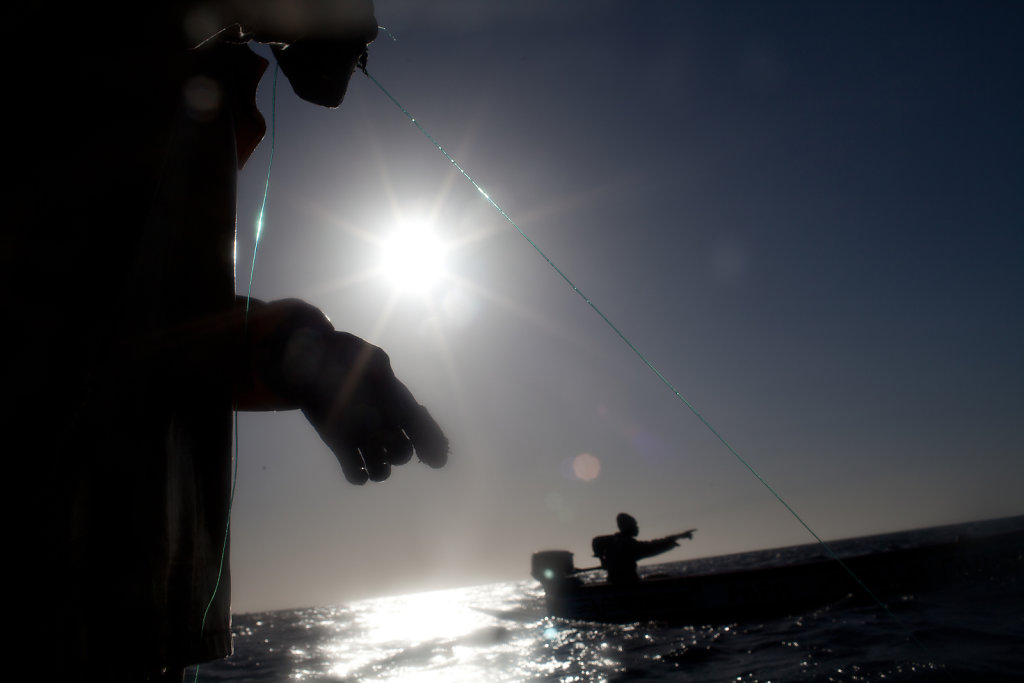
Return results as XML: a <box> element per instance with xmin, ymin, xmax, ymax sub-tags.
<box><xmin>8</xmin><ymin>2</ymin><xmax>446</xmax><ymax>681</ymax></box>
<box><xmin>593</xmin><ymin>513</ymin><xmax>695</xmax><ymax>584</ymax></box>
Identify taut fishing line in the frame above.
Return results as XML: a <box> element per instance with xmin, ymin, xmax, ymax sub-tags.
<box><xmin>193</xmin><ymin>62</ymin><xmax>280</xmax><ymax>683</ymax></box>
<box><xmin>359</xmin><ymin>59</ymin><xmax>953</xmax><ymax>676</ymax></box>
<box><xmin>246</xmin><ymin>63</ymin><xmax>280</xmax><ymax>313</ymax></box>
<box><xmin>361</xmin><ymin>63</ymin><xmax>839</xmax><ymax>557</ymax></box>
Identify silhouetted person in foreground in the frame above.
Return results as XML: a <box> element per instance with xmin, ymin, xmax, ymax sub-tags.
<box><xmin>592</xmin><ymin>513</ymin><xmax>695</xmax><ymax>584</ymax></box>
<box><xmin>7</xmin><ymin>2</ymin><xmax>446</xmax><ymax>681</ymax></box>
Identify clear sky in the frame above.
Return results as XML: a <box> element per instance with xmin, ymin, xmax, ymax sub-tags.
<box><xmin>227</xmin><ymin>0</ymin><xmax>1023</xmax><ymax>612</ymax></box>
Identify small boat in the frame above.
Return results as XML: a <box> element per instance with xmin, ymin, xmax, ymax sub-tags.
<box><xmin>531</xmin><ymin>516</ymin><xmax>1024</xmax><ymax>624</ymax></box>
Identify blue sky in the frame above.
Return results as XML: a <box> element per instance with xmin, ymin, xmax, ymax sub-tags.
<box><xmin>227</xmin><ymin>1</ymin><xmax>1023</xmax><ymax>612</ymax></box>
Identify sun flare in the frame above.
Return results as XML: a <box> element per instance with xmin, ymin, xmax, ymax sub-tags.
<box><xmin>378</xmin><ymin>219</ymin><xmax>447</xmax><ymax>295</ymax></box>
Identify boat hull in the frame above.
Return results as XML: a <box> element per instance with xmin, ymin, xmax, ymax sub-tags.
<box><xmin>539</xmin><ymin>522</ymin><xmax>1024</xmax><ymax>625</ymax></box>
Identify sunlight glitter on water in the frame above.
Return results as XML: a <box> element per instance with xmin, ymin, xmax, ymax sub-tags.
<box><xmin>321</xmin><ymin>582</ymin><xmax>534</xmax><ymax>682</ymax></box>
<box><xmin>358</xmin><ymin>586</ymin><xmax>493</xmax><ymax>642</ymax></box>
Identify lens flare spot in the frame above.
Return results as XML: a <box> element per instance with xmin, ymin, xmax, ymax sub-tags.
<box><xmin>572</xmin><ymin>453</ymin><xmax>601</xmax><ymax>482</ymax></box>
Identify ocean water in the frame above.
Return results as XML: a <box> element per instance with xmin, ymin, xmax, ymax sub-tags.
<box><xmin>192</xmin><ymin>519</ymin><xmax>1023</xmax><ymax>682</ymax></box>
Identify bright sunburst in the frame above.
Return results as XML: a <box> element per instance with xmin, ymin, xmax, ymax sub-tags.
<box><xmin>378</xmin><ymin>219</ymin><xmax>447</xmax><ymax>295</ymax></box>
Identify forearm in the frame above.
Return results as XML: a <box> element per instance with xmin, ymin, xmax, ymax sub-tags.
<box><xmin>232</xmin><ymin>297</ymin><xmax>335</xmax><ymax>411</ymax></box>
<box><xmin>634</xmin><ymin>538</ymin><xmax>679</xmax><ymax>561</ymax></box>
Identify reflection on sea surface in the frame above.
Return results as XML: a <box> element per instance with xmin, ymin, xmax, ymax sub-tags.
<box><xmin>195</xmin><ymin>521</ymin><xmax>1023</xmax><ymax>682</ymax></box>
<box><xmin>330</xmin><ymin>584</ymin><xmax>526</xmax><ymax>682</ymax></box>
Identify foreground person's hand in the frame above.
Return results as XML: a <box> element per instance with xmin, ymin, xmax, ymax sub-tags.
<box><xmin>241</xmin><ymin>298</ymin><xmax>448</xmax><ymax>483</ymax></box>
<box><xmin>294</xmin><ymin>329</ymin><xmax>448</xmax><ymax>484</ymax></box>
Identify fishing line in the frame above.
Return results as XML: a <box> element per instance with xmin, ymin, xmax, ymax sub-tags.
<box><xmin>362</xmin><ymin>65</ymin><xmax>822</xmax><ymax>542</ymax></box>
<box><xmin>246</xmin><ymin>63</ymin><xmax>280</xmax><ymax>312</ymax></box>
<box><xmin>193</xmin><ymin>62</ymin><xmax>280</xmax><ymax>683</ymax></box>
<box><xmin>361</xmin><ymin>66</ymin><xmax>955</xmax><ymax>677</ymax></box>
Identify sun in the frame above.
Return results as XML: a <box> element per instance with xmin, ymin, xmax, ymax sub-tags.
<box><xmin>377</xmin><ymin>219</ymin><xmax>447</xmax><ymax>295</ymax></box>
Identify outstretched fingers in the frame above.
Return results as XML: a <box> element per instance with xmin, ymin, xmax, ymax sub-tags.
<box><xmin>403</xmin><ymin>404</ymin><xmax>448</xmax><ymax>469</ymax></box>
<box><xmin>298</xmin><ymin>329</ymin><xmax>448</xmax><ymax>485</ymax></box>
